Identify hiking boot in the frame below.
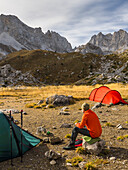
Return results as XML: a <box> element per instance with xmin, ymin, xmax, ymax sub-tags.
<box><xmin>63</xmin><ymin>143</ymin><xmax>75</xmax><ymax>150</ymax></box>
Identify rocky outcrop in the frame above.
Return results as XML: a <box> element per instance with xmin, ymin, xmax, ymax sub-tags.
<box><xmin>75</xmin><ymin>43</ymin><xmax>103</xmax><ymax>55</ymax></box>
<box><xmin>0</xmin><ymin>64</ymin><xmax>41</xmax><ymax>87</ymax></box>
<box><xmin>89</xmin><ymin>29</ymin><xmax>128</xmax><ymax>54</ymax></box>
<box><xmin>0</xmin><ymin>14</ymin><xmax>72</xmax><ymax>56</ymax></box>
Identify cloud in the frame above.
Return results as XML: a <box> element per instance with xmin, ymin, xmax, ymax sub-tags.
<box><xmin>0</xmin><ymin>0</ymin><xmax>128</xmax><ymax>47</ymax></box>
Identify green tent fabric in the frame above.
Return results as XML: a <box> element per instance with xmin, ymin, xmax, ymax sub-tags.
<box><xmin>82</xmin><ymin>136</ymin><xmax>100</xmax><ymax>145</ymax></box>
<box><xmin>0</xmin><ymin>112</ymin><xmax>41</xmax><ymax>162</ymax></box>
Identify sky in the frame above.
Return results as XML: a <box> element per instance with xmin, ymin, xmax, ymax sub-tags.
<box><xmin>0</xmin><ymin>0</ymin><xmax>128</xmax><ymax>48</ymax></box>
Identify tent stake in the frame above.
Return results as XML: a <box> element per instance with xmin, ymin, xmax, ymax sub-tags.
<box><xmin>21</xmin><ymin>110</ymin><xmax>23</xmax><ymax>163</ymax></box>
<box><xmin>9</xmin><ymin>110</ymin><xmax>13</xmax><ymax>166</ymax></box>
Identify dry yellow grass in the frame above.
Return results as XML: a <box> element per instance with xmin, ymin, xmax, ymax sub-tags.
<box><xmin>0</xmin><ymin>83</ymin><xmax>128</xmax><ymax>100</ymax></box>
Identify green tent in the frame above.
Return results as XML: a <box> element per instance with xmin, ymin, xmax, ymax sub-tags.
<box><xmin>0</xmin><ymin>111</ymin><xmax>41</xmax><ymax>162</ymax></box>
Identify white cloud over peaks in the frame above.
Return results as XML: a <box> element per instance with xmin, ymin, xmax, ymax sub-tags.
<box><xmin>0</xmin><ymin>0</ymin><xmax>128</xmax><ymax>47</ymax></box>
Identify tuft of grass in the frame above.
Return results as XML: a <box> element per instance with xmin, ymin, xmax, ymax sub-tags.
<box><xmin>94</xmin><ymin>158</ymin><xmax>109</xmax><ymax>165</ymax></box>
<box><xmin>25</xmin><ymin>103</ymin><xmax>36</xmax><ymax>108</ymax></box>
<box><xmin>40</xmin><ymin>103</ymin><xmax>47</xmax><ymax>107</ymax></box>
<box><xmin>74</xmin><ymin>119</ymin><xmax>79</xmax><ymax>124</ymax></box>
<box><xmin>84</xmin><ymin>159</ymin><xmax>109</xmax><ymax>170</ymax></box>
<box><xmin>47</xmin><ymin>104</ymin><xmax>55</xmax><ymax>108</ymax></box>
<box><xmin>104</xmin><ymin>122</ymin><xmax>113</xmax><ymax>127</ymax></box>
<box><xmin>34</xmin><ymin>105</ymin><xmax>42</xmax><ymax>109</ymax></box>
<box><xmin>66</xmin><ymin>156</ymin><xmax>83</xmax><ymax>167</ymax></box>
<box><xmin>117</xmin><ymin>136</ymin><xmax>125</xmax><ymax>141</ymax></box>
<box><xmin>117</xmin><ymin>134</ymin><xmax>128</xmax><ymax>141</ymax></box>
<box><xmin>65</xmin><ymin>134</ymin><xmax>71</xmax><ymax>138</ymax></box>
<box><xmin>75</xmin><ymin>147</ymin><xmax>86</xmax><ymax>154</ymax></box>
<box><xmin>123</xmin><ymin>134</ymin><xmax>128</xmax><ymax>138</ymax></box>
<box><xmin>84</xmin><ymin>161</ymin><xmax>98</xmax><ymax>170</ymax></box>
<box><xmin>0</xmin><ymin>102</ymin><xmax>4</xmax><ymax>106</ymax></box>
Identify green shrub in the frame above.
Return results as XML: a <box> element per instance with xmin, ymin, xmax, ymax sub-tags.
<box><xmin>75</xmin><ymin>147</ymin><xmax>86</xmax><ymax>154</ymax></box>
<box><xmin>117</xmin><ymin>136</ymin><xmax>125</xmax><ymax>141</ymax></box>
<box><xmin>104</xmin><ymin>122</ymin><xmax>113</xmax><ymax>127</ymax></box>
<box><xmin>84</xmin><ymin>162</ymin><xmax>97</xmax><ymax>170</ymax></box>
<box><xmin>124</xmin><ymin>134</ymin><xmax>128</xmax><ymax>138</ymax></box>
<box><xmin>66</xmin><ymin>156</ymin><xmax>83</xmax><ymax>167</ymax></box>
<box><xmin>25</xmin><ymin>103</ymin><xmax>36</xmax><ymax>108</ymax></box>
<box><xmin>65</xmin><ymin>134</ymin><xmax>71</xmax><ymax>138</ymax></box>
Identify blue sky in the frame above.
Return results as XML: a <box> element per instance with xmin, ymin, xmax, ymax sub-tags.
<box><xmin>0</xmin><ymin>0</ymin><xmax>128</xmax><ymax>48</ymax></box>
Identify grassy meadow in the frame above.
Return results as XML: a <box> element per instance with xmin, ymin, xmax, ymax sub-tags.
<box><xmin>0</xmin><ymin>83</ymin><xmax>128</xmax><ymax>100</ymax></box>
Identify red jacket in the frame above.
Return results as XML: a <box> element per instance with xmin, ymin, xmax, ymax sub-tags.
<box><xmin>75</xmin><ymin>109</ymin><xmax>102</xmax><ymax>138</ymax></box>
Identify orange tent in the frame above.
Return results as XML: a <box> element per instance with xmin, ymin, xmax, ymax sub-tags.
<box><xmin>89</xmin><ymin>86</ymin><xmax>128</xmax><ymax>105</ymax></box>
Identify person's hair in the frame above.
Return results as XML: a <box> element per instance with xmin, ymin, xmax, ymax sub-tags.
<box><xmin>81</xmin><ymin>103</ymin><xmax>89</xmax><ymax>111</ymax></box>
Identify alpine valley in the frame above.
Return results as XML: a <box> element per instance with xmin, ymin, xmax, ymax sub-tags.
<box><xmin>0</xmin><ymin>14</ymin><xmax>128</xmax><ymax>86</ymax></box>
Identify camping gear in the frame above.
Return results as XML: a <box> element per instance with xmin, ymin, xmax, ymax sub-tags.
<box><xmin>0</xmin><ymin>111</ymin><xmax>41</xmax><ymax>163</ymax></box>
<box><xmin>9</xmin><ymin>110</ymin><xmax>13</xmax><ymax>165</ymax></box>
<box><xmin>75</xmin><ymin>139</ymin><xmax>83</xmax><ymax>147</ymax></box>
<box><xmin>82</xmin><ymin>136</ymin><xmax>100</xmax><ymax>144</ymax></box>
<box><xmin>89</xmin><ymin>86</ymin><xmax>128</xmax><ymax>105</ymax></box>
<box><xmin>21</xmin><ymin>110</ymin><xmax>23</xmax><ymax>163</ymax></box>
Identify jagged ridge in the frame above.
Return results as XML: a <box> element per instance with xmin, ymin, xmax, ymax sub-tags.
<box><xmin>0</xmin><ymin>14</ymin><xmax>72</xmax><ymax>56</ymax></box>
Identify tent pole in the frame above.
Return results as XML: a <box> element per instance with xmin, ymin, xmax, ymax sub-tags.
<box><xmin>9</xmin><ymin>110</ymin><xmax>13</xmax><ymax>166</ymax></box>
<box><xmin>21</xmin><ymin>110</ymin><xmax>23</xmax><ymax>163</ymax></box>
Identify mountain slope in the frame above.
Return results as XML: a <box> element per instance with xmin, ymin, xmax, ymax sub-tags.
<box><xmin>0</xmin><ymin>49</ymin><xmax>127</xmax><ymax>86</ymax></box>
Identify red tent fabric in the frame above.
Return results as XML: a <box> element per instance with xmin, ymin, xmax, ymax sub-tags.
<box><xmin>89</xmin><ymin>86</ymin><xmax>128</xmax><ymax>105</ymax></box>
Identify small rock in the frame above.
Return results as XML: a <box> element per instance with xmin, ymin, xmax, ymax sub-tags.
<box><xmin>14</xmin><ymin>119</ymin><xmax>19</xmax><ymax>124</ymax></box>
<box><xmin>116</xmin><ymin>124</ymin><xmax>123</xmax><ymax>129</ymax></box>
<box><xmin>36</xmin><ymin>126</ymin><xmax>46</xmax><ymax>135</ymax></box>
<box><xmin>50</xmin><ymin>160</ymin><xmax>56</xmax><ymax>165</ymax></box>
<box><xmin>45</xmin><ymin>150</ymin><xmax>61</xmax><ymax>160</ymax></box>
<box><xmin>23</xmin><ymin>112</ymin><xmax>27</xmax><ymax>115</ymax></box>
<box><xmin>101</xmin><ymin>120</ymin><xmax>107</xmax><ymax>123</ymax></box>
<box><xmin>91</xmin><ymin>103</ymin><xmax>102</xmax><ymax>110</ymax></box>
<box><xmin>59</xmin><ymin>111</ymin><xmax>70</xmax><ymax>115</ymax></box>
<box><xmin>112</xmin><ymin>107</ymin><xmax>118</xmax><ymax>111</ymax></box>
<box><xmin>66</xmin><ymin>163</ymin><xmax>72</xmax><ymax>166</ymax></box>
<box><xmin>37</xmin><ymin>100</ymin><xmax>44</xmax><ymax>105</ymax></box>
<box><xmin>109</xmin><ymin>157</ymin><xmax>116</xmax><ymax>161</ymax></box>
<box><xmin>52</xmin><ymin>126</ymin><xmax>57</xmax><ymax>129</ymax></box>
<box><xmin>79</xmin><ymin>161</ymin><xmax>87</xmax><ymax>169</ymax></box>
<box><xmin>42</xmin><ymin>137</ymin><xmax>49</xmax><ymax>143</ymax></box>
<box><xmin>50</xmin><ymin>136</ymin><xmax>62</xmax><ymax>144</ymax></box>
<box><xmin>61</xmin><ymin>107</ymin><xmax>69</xmax><ymax>111</ymax></box>
<box><xmin>60</xmin><ymin>123</ymin><xmax>71</xmax><ymax>128</ymax></box>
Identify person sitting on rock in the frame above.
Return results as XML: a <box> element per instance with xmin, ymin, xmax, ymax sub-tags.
<box><xmin>63</xmin><ymin>103</ymin><xmax>102</xmax><ymax>150</ymax></box>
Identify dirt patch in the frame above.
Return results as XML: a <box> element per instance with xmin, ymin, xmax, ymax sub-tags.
<box><xmin>0</xmin><ymin>96</ymin><xmax>128</xmax><ymax>170</ymax></box>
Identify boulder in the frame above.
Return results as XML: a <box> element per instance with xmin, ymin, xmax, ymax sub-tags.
<box><xmin>46</xmin><ymin>95</ymin><xmax>75</xmax><ymax>106</ymax></box>
<box><xmin>49</xmin><ymin>136</ymin><xmax>62</xmax><ymax>144</ymax></box>
<box><xmin>82</xmin><ymin>139</ymin><xmax>106</xmax><ymax>155</ymax></box>
<box><xmin>45</xmin><ymin>150</ymin><xmax>61</xmax><ymax>160</ymax></box>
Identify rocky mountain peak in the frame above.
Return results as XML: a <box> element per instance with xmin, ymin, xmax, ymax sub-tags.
<box><xmin>0</xmin><ymin>14</ymin><xmax>72</xmax><ymax>56</ymax></box>
<box><xmin>75</xmin><ymin>43</ymin><xmax>103</xmax><ymax>55</ymax></box>
<box><xmin>89</xmin><ymin>29</ymin><xmax>128</xmax><ymax>54</ymax></box>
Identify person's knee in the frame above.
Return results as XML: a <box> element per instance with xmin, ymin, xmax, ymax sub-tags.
<box><xmin>73</xmin><ymin>127</ymin><xmax>79</xmax><ymax>132</ymax></box>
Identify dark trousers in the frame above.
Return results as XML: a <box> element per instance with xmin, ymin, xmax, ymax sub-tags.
<box><xmin>70</xmin><ymin>126</ymin><xmax>91</xmax><ymax>144</ymax></box>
